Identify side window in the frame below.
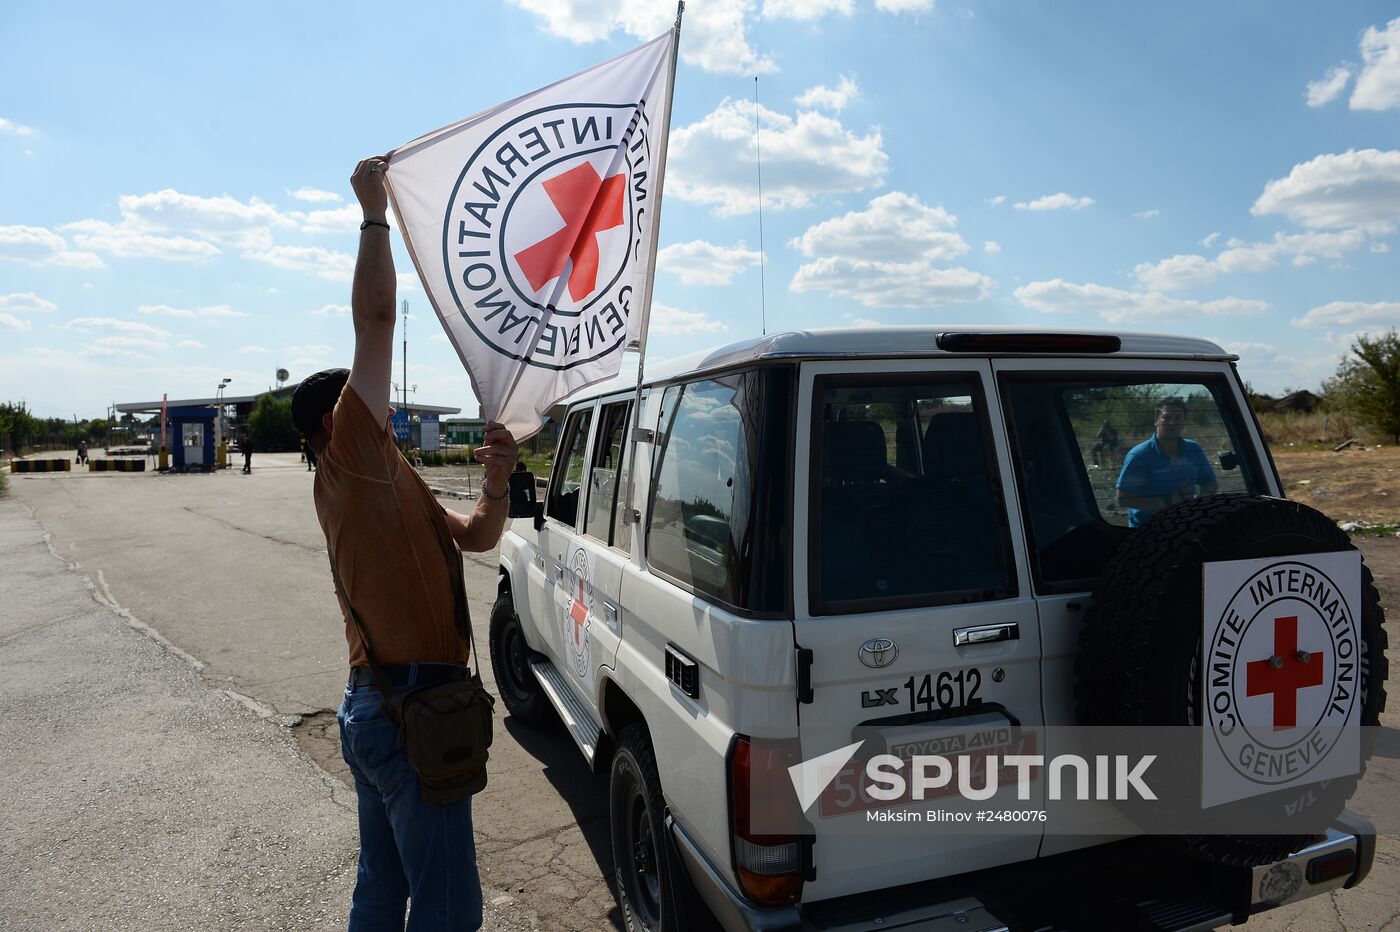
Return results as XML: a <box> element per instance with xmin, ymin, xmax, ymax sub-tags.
<box><xmin>810</xmin><ymin>375</ymin><xmax>1015</xmax><ymax>612</ymax></box>
<box><xmin>647</xmin><ymin>376</ymin><xmax>754</xmax><ymax>606</ymax></box>
<box><xmin>583</xmin><ymin>401</ymin><xmax>630</xmax><ymax>545</ymax></box>
<box><xmin>546</xmin><ymin>408</ymin><xmax>593</xmax><ymax>528</ymax></box>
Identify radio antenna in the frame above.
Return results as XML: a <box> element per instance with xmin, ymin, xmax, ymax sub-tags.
<box><xmin>754</xmin><ymin>75</ymin><xmax>767</xmax><ymax>336</ymax></box>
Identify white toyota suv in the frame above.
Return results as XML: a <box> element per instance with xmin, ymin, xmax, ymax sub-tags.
<box><xmin>490</xmin><ymin>327</ymin><xmax>1387</xmax><ymax>931</ymax></box>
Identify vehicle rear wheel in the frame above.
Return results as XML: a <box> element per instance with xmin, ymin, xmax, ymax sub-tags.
<box><xmin>611</xmin><ymin>724</ymin><xmax>703</xmax><ymax>932</ymax></box>
<box><xmin>488</xmin><ymin>592</ymin><xmax>552</xmax><ymax>727</ymax></box>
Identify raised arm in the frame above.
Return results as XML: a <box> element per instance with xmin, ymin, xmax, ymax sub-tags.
<box><xmin>347</xmin><ymin>156</ymin><xmax>396</xmax><ymax>424</ymax></box>
<box><xmin>442</xmin><ymin>421</ymin><xmax>520</xmax><ymax>552</ymax></box>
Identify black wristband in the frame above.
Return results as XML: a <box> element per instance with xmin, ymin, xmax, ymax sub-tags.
<box><xmin>360</xmin><ymin>219</ymin><xmax>391</xmax><ymax>232</ymax></box>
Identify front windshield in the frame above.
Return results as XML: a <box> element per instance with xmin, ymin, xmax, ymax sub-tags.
<box><xmin>1001</xmin><ymin>375</ymin><xmax>1264</xmax><ymax>593</ymax></box>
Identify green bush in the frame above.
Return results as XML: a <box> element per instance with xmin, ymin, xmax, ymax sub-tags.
<box><xmin>1325</xmin><ymin>329</ymin><xmax>1400</xmax><ymax>444</ymax></box>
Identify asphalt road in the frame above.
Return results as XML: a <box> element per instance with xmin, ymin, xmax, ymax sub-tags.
<box><xmin>5</xmin><ymin>452</ymin><xmax>1399</xmax><ymax>931</ymax></box>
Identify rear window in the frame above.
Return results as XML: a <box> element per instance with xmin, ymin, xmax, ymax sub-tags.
<box><xmin>809</xmin><ymin>374</ymin><xmax>1016</xmax><ymax>614</ymax></box>
<box><xmin>1000</xmin><ymin>374</ymin><xmax>1263</xmax><ymax>592</ymax></box>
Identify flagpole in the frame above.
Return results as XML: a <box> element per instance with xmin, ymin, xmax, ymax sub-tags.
<box><xmin>622</xmin><ymin>1</ymin><xmax>683</xmax><ymax>568</ymax></box>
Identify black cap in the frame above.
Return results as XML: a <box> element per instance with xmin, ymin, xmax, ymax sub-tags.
<box><xmin>291</xmin><ymin>368</ymin><xmax>350</xmax><ymax>438</ymax></box>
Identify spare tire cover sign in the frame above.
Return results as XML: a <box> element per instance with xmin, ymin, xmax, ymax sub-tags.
<box><xmin>1201</xmin><ymin>552</ymin><xmax>1362</xmax><ymax>808</ymax></box>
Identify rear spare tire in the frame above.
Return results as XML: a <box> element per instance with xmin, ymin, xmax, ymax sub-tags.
<box><xmin>1075</xmin><ymin>494</ymin><xmax>1387</xmax><ymax>866</ymax></box>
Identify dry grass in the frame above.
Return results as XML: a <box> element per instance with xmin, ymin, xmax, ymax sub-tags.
<box><xmin>1254</xmin><ymin>408</ymin><xmax>1385</xmax><ymax>450</ymax></box>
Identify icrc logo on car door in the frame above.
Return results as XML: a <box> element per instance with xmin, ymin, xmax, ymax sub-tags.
<box><xmin>562</xmin><ymin>546</ymin><xmax>594</xmax><ymax>682</ymax></box>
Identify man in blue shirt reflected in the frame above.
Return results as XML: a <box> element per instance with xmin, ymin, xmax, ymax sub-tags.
<box><xmin>1116</xmin><ymin>397</ymin><xmax>1218</xmax><ymax>527</ymax></box>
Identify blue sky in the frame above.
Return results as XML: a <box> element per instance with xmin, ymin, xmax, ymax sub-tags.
<box><xmin>3</xmin><ymin>1</ymin><xmax>1399</xmax><ymax>418</ymax></box>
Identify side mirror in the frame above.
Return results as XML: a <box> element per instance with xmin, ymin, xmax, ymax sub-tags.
<box><xmin>508</xmin><ymin>469</ymin><xmax>537</xmax><ymax>518</ymax></box>
<box><xmin>1218</xmin><ymin>451</ymin><xmax>1239</xmax><ymax>471</ymax></box>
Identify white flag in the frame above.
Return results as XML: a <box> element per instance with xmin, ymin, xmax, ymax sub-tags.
<box><xmin>386</xmin><ymin>30</ymin><xmax>678</xmax><ymax>441</ymax></box>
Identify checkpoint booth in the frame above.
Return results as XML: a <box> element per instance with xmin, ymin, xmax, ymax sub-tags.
<box><xmin>166</xmin><ymin>405</ymin><xmax>217</xmax><ymax>471</ymax></box>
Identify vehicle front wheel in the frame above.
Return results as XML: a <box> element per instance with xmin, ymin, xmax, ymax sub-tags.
<box><xmin>488</xmin><ymin>592</ymin><xmax>552</xmax><ymax>727</ymax></box>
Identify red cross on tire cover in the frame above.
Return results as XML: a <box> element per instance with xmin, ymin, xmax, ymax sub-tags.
<box><xmin>1074</xmin><ymin>494</ymin><xmax>1388</xmax><ymax>867</ymax></box>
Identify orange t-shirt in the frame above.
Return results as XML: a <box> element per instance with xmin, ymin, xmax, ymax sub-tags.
<box><xmin>313</xmin><ymin>385</ymin><xmax>469</xmax><ymax>668</ymax></box>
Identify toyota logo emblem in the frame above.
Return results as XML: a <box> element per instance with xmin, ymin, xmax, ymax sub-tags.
<box><xmin>859</xmin><ymin>638</ymin><xmax>898</xmax><ymax>669</ymax></box>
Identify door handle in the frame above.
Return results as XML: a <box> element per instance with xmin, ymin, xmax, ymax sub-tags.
<box><xmin>552</xmin><ymin>563</ymin><xmax>565</xmax><ymax>583</ymax></box>
<box><xmin>953</xmin><ymin>622</ymin><xmax>1019</xmax><ymax>647</ymax></box>
<box><xmin>602</xmin><ymin>600</ymin><xmax>619</xmax><ymax>633</ymax></box>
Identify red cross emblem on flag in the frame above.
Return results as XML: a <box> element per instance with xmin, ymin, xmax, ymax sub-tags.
<box><xmin>1246</xmin><ymin>615</ymin><xmax>1324</xmax><ymax>730</ymax></box>
<box><xmin>514</xmin><ymin>162</ymin><xmax>627</xmax><ymax>303</ymax></box>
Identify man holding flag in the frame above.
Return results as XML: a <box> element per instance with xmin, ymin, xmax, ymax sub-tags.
<box><xmin>301</xmin><ymin>10</ymin><xmax>682</xmax><ymax>926</ymax></box>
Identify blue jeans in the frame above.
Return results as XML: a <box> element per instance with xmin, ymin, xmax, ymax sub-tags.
<box><xmin>338</xmin><ymin>681</ymin><xmax>483</xmax><ymax>931</ymax></box>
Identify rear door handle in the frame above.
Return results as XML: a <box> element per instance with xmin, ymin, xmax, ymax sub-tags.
<box><xmin>953</xmin><ymin>622</ymin><xmax>1019</xmax><ymax>647</ymax></box>
<box><xmin>552</xmin><ymin>563</ymin><xmax>565</xmax><ymax>583</ymax></box>
<box><xmin>602</xmin><ymin>600</ymin><xmax>619</xmax><ymax>634</ymax></box>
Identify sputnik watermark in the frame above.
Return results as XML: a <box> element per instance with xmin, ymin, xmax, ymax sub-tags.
<box><xmin>787</xmin><ymin>740</ymin><xmax>1157</xmax><ymax>813</ymax></box>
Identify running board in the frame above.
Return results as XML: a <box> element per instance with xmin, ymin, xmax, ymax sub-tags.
<box><xmin>529</xmin><ymin>656</ymin><xmax>605</xmax><ymax>769</ymax></box>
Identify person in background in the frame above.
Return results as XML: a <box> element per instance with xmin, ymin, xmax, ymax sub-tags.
<box><xmin>1115</xmin><ymin>397</ymin><xmax>1218</xmax><ymax>527</ymax></box>
<box><xmin>240</xmin><ymin>429</ymin><xmax>254</xmax><ymax>474</ymax></box>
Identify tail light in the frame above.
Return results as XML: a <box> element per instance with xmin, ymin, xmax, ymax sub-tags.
<box><xmin>729</xmin><ymin>735</ymin><xmax>805</xmax><ymax>905</ymax></box>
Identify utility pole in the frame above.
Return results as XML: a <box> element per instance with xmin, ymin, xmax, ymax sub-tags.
<box><xmin>401</xmin><ymin>299</ymin><xmax>409</xmax><ymax>411</ymax></box>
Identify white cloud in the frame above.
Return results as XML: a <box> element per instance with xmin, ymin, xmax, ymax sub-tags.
<box><xmin>1220</xmin><ymin>341</ymin><xmax>1277</xmax><ymax>358</ymax></box>
<box><xmin>0</xmin><ymin>117</ymin><xmax>36</xmax><ymax>136</ymax></box>
<box><xmin>198</xmin><ymin>304</ymin><xmax>249</xmax><ymax>318</ymax></box>
<box><xmin>95</xmin><ymin>336</ymin><xmax>170</xmax><ymax>351</ymax></box>
<box><xmin>649</xmin><ymin>302</ymin><xmax>728</xmax><ymax>335</ymax></box>
<box><xmin>508</xmin><ymin>0</ymin><xmax>775</xmax><ymax>75</ymax></box>
<box><xmin>1135</xmin><ymin>254</ymin><xmax>1217</xmax><ymax>291</ymax></box>
<box><xmin>1372</xmin><ymin>241</ymin><xmax>1391</xmax><ymax>254</ymax></box>
<box><xmin>0</xmin><ymin>292</ymin><xmax>57</xmax><ymax>314</ymax></box>
<box><xmin>118</xmin><ymin>189</ymin><xmax>293</xmax><ymax>249</ymax></box>
<box><xmin>983</xmin><ymin>240</ymin><xmax>1001</xmax><ymax>254</ymax></box>
<box><xmin>80</xmin><ymin>345</ymin><xmax>154</xmax><ymax>362</ymax></box>
<box><xmin>311</xmin><ymin>303</ymin><xmax>353</xmax><ymax>317</ymax></box>
<box><xmin>240</xmin><ymin>345</ymin><xmax>272</xmax><ymax>354</ymax></box>
<box><xmin>242</xmin><ymin>245</ymin><xmax>356</xmax><ymax>282</ymax></box>
<box><xmin>289</xmin><ymin>187</ymin><xmax>343</xmax><ymax>204</ymax></box>
<box><xmin>987</xmin><ymin>195</ymin><xmax>1007</xmax><ymax>205</ymax></box>
<box><xmin>1291</xmin><ymin>300</ymin><xmax>1400</xmax><ymax>329</ymax></box>
<box><xmin>0</xmin><ymin>313</ymin><xmax>32</xmax><ymax>332</ymax></box>
<box><xmin>1014</xmin><ymin>279</ymin><xmax>1268</xmax><ymax>323</ymax></box>
<box><xmin>1136</xmin><ymin>227</ymin><xmax>1374</xmax><ymax>290</ymax></box>
<box><xmin>1252</xmin><ymin>149</ymin><xmax>1400</xmax><ymax>230</ymax></box>
<box><xmin>845</xmin><ymin>316</ymin><xmax>888</xmax><ymax>327</ymax></box>
<box><xmin>790</xmin><ymin>257</ymin><xmax>992</xmax><ymax>308</ymax></box>
<box><xmin>137</xmin><ymin>303</ymin><xmax>247</xmax><ymax>319</ymax></box>
<box><xmin>65</xmin><ymin>317</ymin><xmax>172</xmax><ymax>338</ymax></box>
<box><xmin>430</xmin><ymin>333</ymin><xmax>451</xmax><ymax>344</ymax></box>
<box><xmin>291</xmin><ymin>203</ymin><xmax>364</xmax><ymax>235</ymax></box>
<box><xmin>1014</xmin><ymin>192</ymin><xmax>1095</xmax><ymax>211</ymax></box>
<box><xmin>1200</xmin><ymin>231</ymin><xmax>1222</xmax><ymax>248</ymax></box>
<box><xmin>1134</xmin><ymin>208</ymin><xmax>1160</xmax><ymax>219</ymax></box>
<box><xmin>669</xmin><ymin>98</ymin><xmax>887</xmax><ymax>215</ymax></box>
<box><xmin>1351</xmin><ymin>17</ymin><xmax>1400</xmax><ymax>111</ymax></box>
<box><xmin>765</xmin><ymin>0</ymin><xmax>852</xmax><ymax>19</ymax></box>
<box><xmin>179</xmin><ymin>339</ymin><xmax>206</xmax><ymax>349</ymax></box>
<box><xmin>1306</xmin><ymin>64</ymin><xmax>1353</xmax><ymax>107</ymax></box>
<box><xmin>657</xmin><ymin>240</ymin><xmax>762</xmax><ymax>285</ymax></box>
<box><xmin>790</xmin><ymin>192</ymin><xmax>968</xmax><ymax>262</ymax></box>
<box><xmin>794</xmin><ymin>75</ymin><xmax>859</xmax><ymax>112</ymax></box>
<box><xmin>61</xmin><ymin>219</ymin><xmax>222</xmax><ymax>261</ymax></box>
<box><xmin>875</xmin><ymin>0</ymin><xmax>934</xmax><ymax>10</ymax></box>
<box><xmin>0</xmin><ymin>224</ymin><xmax>105</xmax><ymax>269</ymax></box>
